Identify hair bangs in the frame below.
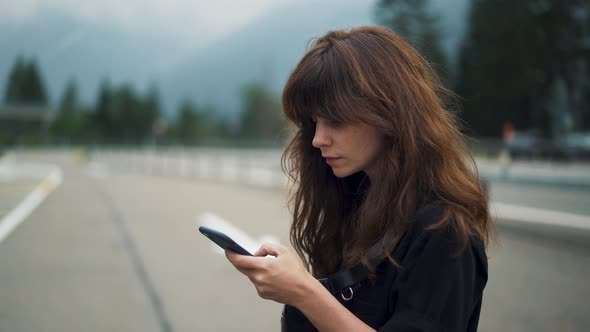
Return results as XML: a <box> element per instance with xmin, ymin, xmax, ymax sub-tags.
<box><xmin>283</xmin><ymin>45</ymin><xmax>370</xmax><ymax>128</ymax></box>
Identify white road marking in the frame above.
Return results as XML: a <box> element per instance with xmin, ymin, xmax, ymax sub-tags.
<box><xmin>197</xmin><ymin>212</ymin><xmax>280</xmax><ymax>255</ymax></box>
<box><xmin>491</xmin><ymin>202</ymin><xmax>590</xmax><ymax>231</ymax></box>
<box><xmin>0</xmin><ymin>166</ymin><xmax>63</xmax><ymax>244</ymax></box>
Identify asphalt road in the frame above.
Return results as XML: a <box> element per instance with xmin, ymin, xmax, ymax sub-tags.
<box><xmin>0</xmin><ymin>152</ymin><xmax>589</xmax><ymax>331</ymax></box>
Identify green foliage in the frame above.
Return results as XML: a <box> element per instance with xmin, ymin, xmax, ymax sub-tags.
<box><xmin>581</xmin><ymin>79</ymin><xmax>590</xmax><ymax>130</ymax></box>
<box><xmin>49</xmin><ymin>79</ymin><xmax>88</xmax><ymax>141</ymax></box>
<box><xmin>108</xmin><ymin>84</ymin><xmax>159</xmax><ymax>144</ymax></box>
<box><xmin>1</xmin><ymin>57</ymin><xmax>287</xmax><ymax>148</ymax></box>
<box><xmin>92</xmin><ymin>79</ymin><xmax>114</xmax><ymax>141</ymax></box>
<box><xmin>44</xmin><ymin>80</ymin><xmax>163</xmax><ymax>145</ymax></box>
<box><xmin>169</xmin><ymin>100</ymin><xmax>217</xmax><ymax>144</ymax></box>
<box><xmin>0</xmin><ymin>56</ymin><xmax>50</xmax><ymax>147</ymax></box>
<box><xmin>375</xmin><ymin>0</ymin><xmax>449</xmax><ymax>79</ymax></box>
<box><xmin>4</xmin><ymin>56</ymin><xmax>48</xmax><ymax>105</ymax></box>
<box><xmin>239</xmin><ymin>82</ymin><xmax>286</xmax><ymax>143</ymax></box>
<box><xmin>456</xmin><ymin>0</ymin><xmax>590</xmax><ymax>137</ymax></box>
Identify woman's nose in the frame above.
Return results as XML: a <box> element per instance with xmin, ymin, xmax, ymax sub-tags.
<box><xmin>312</xmin><ymin>124</ymin><xmax>331</xmax><ymax>148</ymax></box>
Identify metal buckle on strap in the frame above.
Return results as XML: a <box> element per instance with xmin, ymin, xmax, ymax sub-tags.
<box><xmin>340</xmin><ymin>287</ymin><xmax>354</xmax><ymax>301</ymax></box>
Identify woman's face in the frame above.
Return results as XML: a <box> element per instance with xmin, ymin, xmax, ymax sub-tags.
<box><xmin>311</xmin><ymin>116</ymin><xmax>385</xmax><ymax>179</ymax></box>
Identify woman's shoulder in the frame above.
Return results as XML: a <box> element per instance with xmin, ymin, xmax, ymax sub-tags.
<box><xmin>408</xmin><ymin>204</ymin><xmax>448</xmax><ymax>237</ymax></box>
<box><xmin>411</xmin><ymin>204</ymin><xmax>484</xmax><ymax>243</ymax></box>
<box><xmin>406</xmin><ymin>204</ymin><xmax>488</xmax><ymax>272</ymax></box>
<box><xmin>413</xmin><ymin>205</ymin><xmax>446</xmax><ymax>227</ymax></box>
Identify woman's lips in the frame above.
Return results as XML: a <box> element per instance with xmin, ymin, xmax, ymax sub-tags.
<box><xmin>325</xmin><ymin>157</ymin><xmax>341</xmax><ymax>164</ymax></box>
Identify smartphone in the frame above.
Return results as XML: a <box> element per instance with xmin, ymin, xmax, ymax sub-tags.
<box><xmin>198</xmin><ymin>226</ymin><xmax>253</xmax><ymax>256</ymax></box>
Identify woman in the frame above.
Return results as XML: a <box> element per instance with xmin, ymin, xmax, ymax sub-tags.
<box><xmin>226</xmin><ymin>25</ymin><xmax>493</xmax><ymax>332</ymax></box>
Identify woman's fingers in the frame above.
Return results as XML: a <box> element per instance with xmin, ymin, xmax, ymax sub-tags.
<box><xmin>225</xmin><ymin>250</ymin><xmax>256</xmax><ymax>268</ymax></box>
<box><xmin>226</xmin><ymin>243</ymin><xmax>312</xmax><ymax>304</ymax></box>
<box><xmin>254</xmin><ymin>242</ymin><xmax>285</xmax><ymax>257</ymax></box>
<box><xmin>226</xmin><ymin>249</ymin><xmax>272</xmax><ymax>270</ymax></box>
<box><xmin>254</xmin><ymin>247</ymin><xmax>268</xmax><ymax>256</ymax></box>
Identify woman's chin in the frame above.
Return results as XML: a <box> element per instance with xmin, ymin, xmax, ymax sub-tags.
<box><xmin>331</xmin><ymin>167</ymin><xmax>354</xmax><ymax>178</ymax></box>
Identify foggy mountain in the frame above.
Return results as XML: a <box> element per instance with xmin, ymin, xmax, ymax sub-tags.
<box><xmin>0</xmin><ymin>8</ymin><xmax>200</xmax><ymax>107</ymax></box>
<box><xmin>158</xmin><ymin>0</ymin><xmax>376</xmax><ymax>115</ymax></box>
<box><xmin>158</xmin><ymin>0</ymin><xmax>469</xmax><ymax>116</ymax></box>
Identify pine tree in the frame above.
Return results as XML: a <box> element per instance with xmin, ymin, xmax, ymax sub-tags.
<box><xmin>175</xmin><ymin>101</ymin><xmax>199</xmax><ymax>144</ymax></box>
<box><xmin>93</xmin><ymin>79</ymin><xmax>113</xmax><ymax>142</ymax></box>
<box><xmin>50</xmin><ymin>79</ymin><xmax>83</xmax><ymax>141</ymax></box>
<box><xmin>22</xmin><ymin>59</ymin><xmax>48</xmax><ymax>104</ymax></box>
<box><xmin>4</xmin><ymin>56</ymin><xmax>48</xmax><ymax>105</ymax></box>
<box><xmin>375</xmin><ymin>0</ymin><xmax>449</xmax><ymax>79</ymax></box>
<box><xmin>107</xmin><ymin>84</ymin><xmax>161</xmax><ymax>144</ymax></box>
<box><xmin>142</xmin><ymin>84</ymin><xmax>161</xmax><ymax>140</ymax></box>
<box><xmin>240</xmin><ymin>82</ymin><xmax>285</xmax><ymax>143</ymax></box>
<box><xmin>4</xmin><ymin>56</ymin><xmax>26</xmax><ymax>104</ymax></box>
<box><xmin>110</xmin><ymin>85</ymin><xmax>137</xmax><ymax>143</ymax></box>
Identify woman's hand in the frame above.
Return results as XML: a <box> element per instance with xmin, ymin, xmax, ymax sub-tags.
<box><xmin>225</xmin><ymin>242</ymin><xmax>317</xmax><ymax>307</ymax></box>
<box><xmin>227</xmin><ymin>243</ymin><xmax>376</xmax><ymax>332</ymax></box>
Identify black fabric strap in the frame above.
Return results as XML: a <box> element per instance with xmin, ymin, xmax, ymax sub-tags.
<box><xmin>318</xmin><ymin>233</ymin><xmax>392</xmax><ymax>296</ymax></box>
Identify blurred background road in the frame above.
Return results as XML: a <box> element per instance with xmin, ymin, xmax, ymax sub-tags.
<box><xmin>1</xmin><ymin>149</ymin><xmax>589</xmax><ymax>332</ymax></box>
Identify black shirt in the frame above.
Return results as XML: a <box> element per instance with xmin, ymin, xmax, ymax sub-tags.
<box><xmin>282</xmin><ymin>207</ymin><xmax>488</xmax><ymax>331</ymax></box>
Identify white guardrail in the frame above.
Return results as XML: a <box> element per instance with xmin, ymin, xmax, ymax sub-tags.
<box><xmin>90</xmin><ymin>147</ymin><xmax>289</xmax><ymax>189</ymax></box>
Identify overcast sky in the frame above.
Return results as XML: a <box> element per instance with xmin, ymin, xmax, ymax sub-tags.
<box><xmin>0</xmin><ymin>0</ymin><xmax>298</xmax><ymax>42</ymax></box>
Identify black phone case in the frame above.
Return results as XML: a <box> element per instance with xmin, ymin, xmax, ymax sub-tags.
<box><xmin>198</xmin><ymin>226</ymin><xmax>253</xmax><ymax>256</ymax></box>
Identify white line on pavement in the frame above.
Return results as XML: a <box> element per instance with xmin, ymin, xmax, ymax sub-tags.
<box><xmin>491</xmin><ymin>202</ymin><xmax>590</xmax><ymax>231</ymax></box>
<box><xmin>0</xmin><ymin>166</ymin><xmax>63</xmax><ymax>244</ymax></box>
<box><xmin>197</xmin><ymin>212</ymin><xmax>280</xmax><ymax>255</ymax></box>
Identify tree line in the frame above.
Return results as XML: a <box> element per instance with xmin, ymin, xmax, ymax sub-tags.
<box><xmin>2</xmin><ymin>58</ymin><xmax>286</xmax><ymax>147</ymax></box>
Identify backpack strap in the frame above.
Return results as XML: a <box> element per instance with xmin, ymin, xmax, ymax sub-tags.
<box><xmin>317</xmin><ymin>233</ymin><xmax>391</xmax><ymax>301</ymax></box>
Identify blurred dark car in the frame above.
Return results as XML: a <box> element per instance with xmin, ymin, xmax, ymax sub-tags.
<box><xmin>507</xmin><ymin>130</ymin><xmax>548</xmax><ymax>160</ymax></box>
<box><xmin>508</xmin><ymin>130</ymin><xmax>590</xmax><ymax>161</ymax></box>
<box><xmin>561</xmin><ymin>132</ymin><xmax>590</xmax><ymax>161</ymax></box>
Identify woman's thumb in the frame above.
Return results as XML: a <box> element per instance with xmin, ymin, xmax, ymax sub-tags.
<box><xmin>254</xmin><ymin>242</ymin><xmax>283</xmax><ymax>257</ymax></box>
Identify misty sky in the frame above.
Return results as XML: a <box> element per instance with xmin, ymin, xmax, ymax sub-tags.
<box><xmin>0</xmin><ymin>0</ymin><xmax>300</xmax><ymax>44</ymax></box>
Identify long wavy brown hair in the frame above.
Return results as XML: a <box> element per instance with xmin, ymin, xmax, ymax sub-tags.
<box><xmin>281</xmin><ymin>26</ymin><xmax>493</xmax><ymax>278</ymax></box>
